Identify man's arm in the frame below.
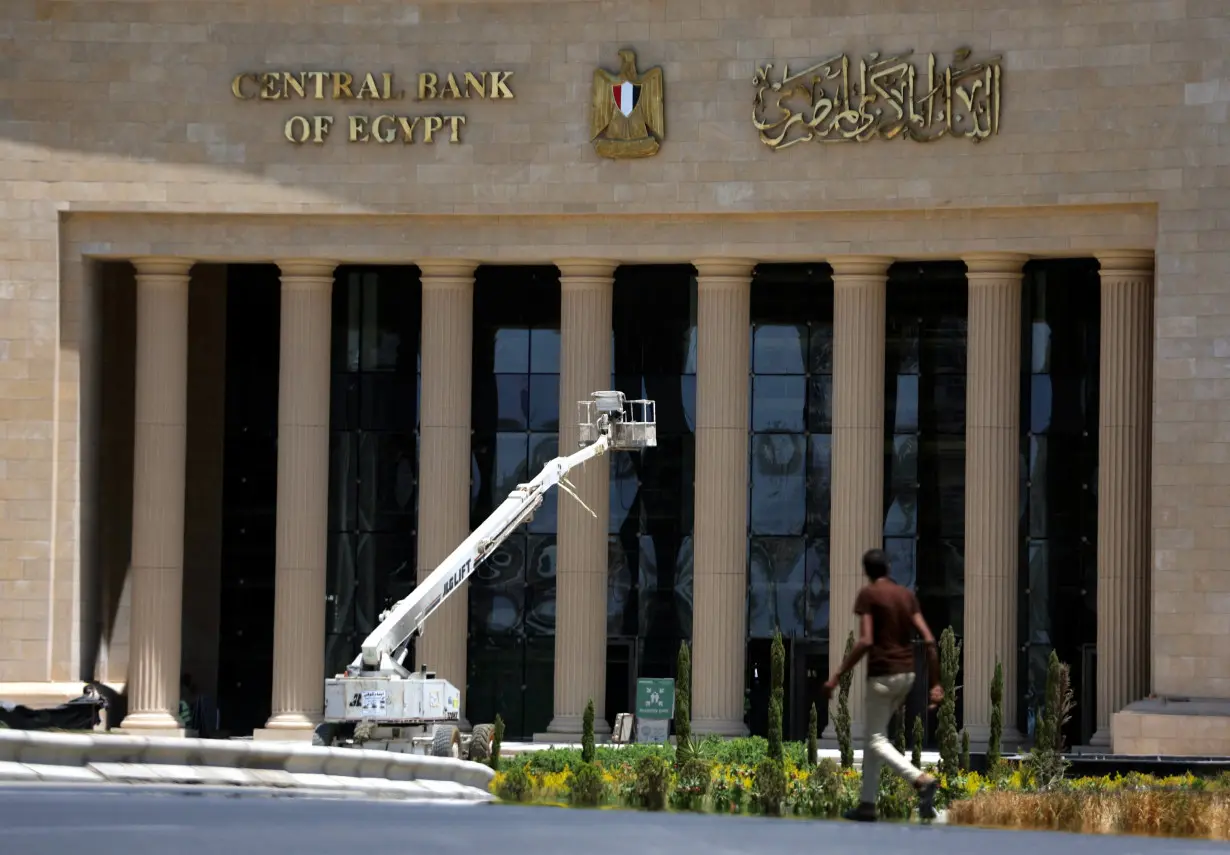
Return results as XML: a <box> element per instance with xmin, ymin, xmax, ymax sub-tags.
<box><xmin>912</xmin><ymin>611</ymin><xmax>940</xmax><ymax>688</ymax></box>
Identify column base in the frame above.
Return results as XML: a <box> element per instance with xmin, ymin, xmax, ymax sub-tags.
<box><xmin>1088</xmin><ymin>728</ymin><xmax>1112</xmax><ymax>748</ymax></box>
<box><xmin>118</xmin><ymin>710</ymin><xmax>185</xmax><ymax>734</ymax></box>
<box><xmin>260</xmin><ymin>712</ymin><xmax>320</xmax><ymax>733</ymax></box>
<box><xmin>692</xmin><ymin>718</ymin><xmax>749</xmax><ymax>738</ymax></box>
<box><xmin>821</xmin><ymin>722</ymin><xmax>866</xmax><ymax>742</ymax></box>
<box><xmin>963</xmin><ymin>724</ymin><xmax>1026</xmax><ymax>753</ymax></box>
<box><xmin>539</xmin><ymin>713</ymin><xmax>608</xmax><ymax>743</ymax></box>
<box><xmin>252</xmin><ymin>727</ymin><xmax>317</xmax><ymax>743</ymax></box>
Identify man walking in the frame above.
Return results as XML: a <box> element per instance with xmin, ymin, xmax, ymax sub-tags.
<box><xmin>824</xmin><ymin>548</ymin><xmax>941</xmax><ymax>822</ymax></box>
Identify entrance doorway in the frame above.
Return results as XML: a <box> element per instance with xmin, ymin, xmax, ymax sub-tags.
<box><xmin>605</xmin><ymin>638</ymin><xmax>638</xmax><ymax>728</ymax></box>
<box><xmin>747</xmin><ymin>638</ymin><xmax>830</xmax><ymax>741</ymax></box>
<box><xmin>789</xmin><ymin>639</ymin><xmax>828</xmax><ymax>741</ymax></box>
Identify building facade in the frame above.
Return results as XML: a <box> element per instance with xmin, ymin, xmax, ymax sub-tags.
<box><xmin>1</xmin><ymin>0</ymin><xmax>1228</xmax><ymax>754</ymax></box>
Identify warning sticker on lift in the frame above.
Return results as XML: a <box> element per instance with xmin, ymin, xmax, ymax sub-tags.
<box><xmin>357</xmin><ymin>690</ymin><xmax>387</xmax><ymax>716</ymax></box>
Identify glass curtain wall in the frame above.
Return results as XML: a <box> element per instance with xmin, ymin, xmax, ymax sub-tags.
<box><xmin>1018</xmin><ymin>259</ymin><xmax>1100</xmax><ymax>747</ymax></box>
<box><xmin>608</xmin><ymin>265</ymin><xmax>697</xmax><ymax>722</ymax></box>
<box><xmin>325</xmin><ymin>266</ymin><xmax>423</xmax><ymax>678</ymax></box>
<box><xmin>466</xmin><ymin>266</ymin><xmax>561</xmax><ymax>739</ymax></box>
<box><xmin>883</xmin><ymin>262</ymin><xmax>968</xmax><ymax>741</ymax></box>
<box><xmin>746</xmin><ymin>264</ymin><xmax>834</xmax><ymax>739</ymax></box>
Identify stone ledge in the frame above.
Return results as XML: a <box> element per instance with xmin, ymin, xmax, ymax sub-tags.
<box><xmin>0</xmin><ymin>729</ymin><xmax>495</xmax><ymax>792</ymax></box>
<box><xmin>0</xmin><ymin>760</ymin><xmax>494</xmax><ymax>802</ymax></box>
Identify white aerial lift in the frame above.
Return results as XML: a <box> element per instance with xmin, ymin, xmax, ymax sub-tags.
<box><xmin>319</xmin><ymin>391</ymin><xmax>657</xmax><ymax>760</ymax></box>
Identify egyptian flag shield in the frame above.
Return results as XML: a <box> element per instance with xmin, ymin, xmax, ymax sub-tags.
<box><xmin>611</xmin><ymin>80</ymin><xmax>642</xmax><ymax>118</ymax></box>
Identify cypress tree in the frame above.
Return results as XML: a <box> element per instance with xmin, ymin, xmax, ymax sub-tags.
<box><xmin>675</xmin><ymin>640</ymin><xmax>693</xmax><ymax>764</ymax></box>
<box><xmin>988</xmin><ymin>659</ymin><xmax>1004</xmax><ymax>769</ymax></box>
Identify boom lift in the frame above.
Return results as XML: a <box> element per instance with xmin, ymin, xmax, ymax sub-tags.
<box><xmin>320</xmin><ymin>391</ymin><xmax>657</xmax><ymax>759</ymax></box>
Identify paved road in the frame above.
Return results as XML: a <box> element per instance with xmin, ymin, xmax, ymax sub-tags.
<box><xmin>0</xmin><ymin>785</ymin><xmax>1223</xmax><ymax>855</ymax></box>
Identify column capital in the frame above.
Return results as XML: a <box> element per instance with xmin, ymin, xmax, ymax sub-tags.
<box><xmin>554</xmin><ymin>258</ymin><xmax>617</xmax><ymax>283</ymax></box>
<box><xmin>963</xmin><ymin>252</ymin><xmax>1030</xmax><ymax>279</ymax></box>
<box><xmin>1096</xmin><ymin>249</ymin><xmax>1154</xmax><ymax>280</ymax></box>
<box><xmin>693</xmin><ymin>257</ymin><xmax>756</xmax><ymax>281</ymax></box>
<box><xmin>417</xmin><ymin>259</ymin><xmax>477</xmax><ymax>286</ymax></box>
<box><xmin>276</xmin><ymin>259</ymin><xmax>337</xmax><ymax>285</ymax></box>
<box><xmin>829</xmin><ymin>255</ymin><xmax>893</xmax><ymax>279</ymax></box>
<box><xmin>131</xmin><ymin>257</ymin><xmax>194</xmax><ymax>280</ymax></box>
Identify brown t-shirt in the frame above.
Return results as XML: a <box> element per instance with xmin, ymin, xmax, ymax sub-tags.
<box><xmin>853</xmin><ymin>579</ymin><xmax>919</xmax><ymax>677</ymax></box>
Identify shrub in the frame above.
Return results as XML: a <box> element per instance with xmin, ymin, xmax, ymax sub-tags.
<box><xmin>835</xmin><ymin>630</ymin><xmax>855</xmax><ymax>768</ymax></box>
<box><xmin>496</xmin><ymin>763</ymin><xmax>531</xmax><ymax>802</ymax></box>
<box><xmin>675</xmin><ymin>640</ymin><xmax>694</xmax><ymax>764</ymax></box>
<box><xmin>807</xmin><ymin>702</ymin><xmax>818</xmax><ymax>767</ymax></box>
<box><xmin>1053</xmin><ymin>659</ymin><xmax>1075</xmax><ymax>753</ymax></box>
<box><xmin>800</xmin><ymin>758</ymin><xmax>846</xmax><ymax>818</ymax></box>
<box><xmin>491</xmin><ymin>714</ymin><xmax>505</xmax><ymax>771</ymax></box>
<box><xmin>988</xmin><ymin>659</ymin><xmax>1004</xmax><ymax>769</ymax></box>
<box><xmin>768</xmin><ymin>629</ymin><xmax>785</xmax><ymax>761</ymax></box>
<box><xmin>937</xmin><ymin>626</ymin><xmax>962</xmax><ymax>779</ymax></box>
<box><xmin>670</xmin><ymin>757</ymin><xmax>712</xmax><ymax>811</ymax></box>
<box><xmin>1026</xmin><ymin>650</ymin><xmax>1071</xmax><ymax>789</ymax></box>
<box><xmin>582</xmin><ymin>698</ymin><xmax>596</xmax><ymax>764</ymax></box>
<box><xmin>911</xmin><ymin>714</ymin><xmax>924</xmax><ymax>769</ymax></box>
<box><xmin>568</xmin><ymin>761</ymin><xmax>608</xmax><ymax>807</ymax></box>
<box><xmin>948</xmin><ymin>790</ymin><xmax>1230</xmax><ymax>840</ymax></box>
<box><xmin>754</xmin><ymin>758</ymin><xmax>787</xmax><ymax>817</ymax></box>
<box><xmin>961</xmin><ymin>729</ymin><xmax>971</xmax><ymax>772</ymax></box>
<box><xmin>877</xmin><ymin>771</ymin><xmax>917</xmax><ymax>820</ymax></box>
<box><xmin>632</xmin><ymin>753</ymin><xmax>672</xmax><ymax>811</ymax></box>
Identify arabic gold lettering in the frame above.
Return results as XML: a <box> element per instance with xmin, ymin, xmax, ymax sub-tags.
<box><xmin>752</xmin><ymin>47</ymin><xmax>1002</xmax><ymax>150</ymax></box>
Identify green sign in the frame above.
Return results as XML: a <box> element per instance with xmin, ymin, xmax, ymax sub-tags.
<box><xmin>635</xmin><ymin>678</ymin><xmax>675</xmax><ymax>720</ymax></box>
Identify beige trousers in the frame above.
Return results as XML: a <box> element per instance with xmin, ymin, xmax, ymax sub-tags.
<box><xmin>860</xmin><ymin>672</ymin><xmax>925</xmax><ymax>803</ymax></box>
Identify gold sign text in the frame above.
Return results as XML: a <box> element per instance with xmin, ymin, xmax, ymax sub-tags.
<box><xmin>752</xmin><ymin>47</ymin><xmax>1002</xmax><ymax>150</ymax></box>
<box><xmin>230</xmin><ymin>70</ymin><xmax>515</xmax><ymax>146</ymax></box>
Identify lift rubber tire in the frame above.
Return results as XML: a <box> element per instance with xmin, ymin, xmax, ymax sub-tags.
<box><xmin>430</xmin><ymin>724</ymin><xmax>462</xmax><ymax>758</ymax></box>
<box><xmin>467</xmin><ymin>723</ymin><xmax>495</xmax><ymax>763</ymax></box>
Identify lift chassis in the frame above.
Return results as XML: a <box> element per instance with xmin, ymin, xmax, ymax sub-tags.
<box><xmin>319</xmin><ymin>392</ymin><xmax>657</xmax><ymax>759</ymax></box>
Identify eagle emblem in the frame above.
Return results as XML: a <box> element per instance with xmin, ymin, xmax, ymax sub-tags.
<box><xmin>589</xmin><ymin>49</ymin><xmax>665</xmax><ymax>159</ymax></box>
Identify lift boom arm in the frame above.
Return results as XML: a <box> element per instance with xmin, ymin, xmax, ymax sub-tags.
<box><xmin>347</xmin><ymin>431</ymin><xmax>612</xmax><ymax>674</ymax></box>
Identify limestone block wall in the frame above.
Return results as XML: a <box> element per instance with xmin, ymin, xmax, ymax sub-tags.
<box><xmin>0</xmin><ymin>0</ymin><xmax>1227</xmax><ymax>708</ymax></box>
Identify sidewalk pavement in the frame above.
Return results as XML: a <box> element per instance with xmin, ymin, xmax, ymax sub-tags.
<box><xmin>0</xmin><ymin>729</ymin><xmax>495</xmax><ymax>803</ymax></box>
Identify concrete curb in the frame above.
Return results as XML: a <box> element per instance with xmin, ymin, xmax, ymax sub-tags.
<box><xmin>0</xmin><ymin>730</ymin><xmax>495</xmax><ymax>802</ymax></box>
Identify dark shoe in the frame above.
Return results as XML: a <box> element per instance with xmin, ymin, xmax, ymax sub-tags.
<box><xmin>843</xmin><ymin>802</ymin><xmax>878</xmax><ymax>822</ymax></box>
<box><xmin>916</xmin><ymin>777</ymin><xmax>937</xmax><ymax>821</ymax></box>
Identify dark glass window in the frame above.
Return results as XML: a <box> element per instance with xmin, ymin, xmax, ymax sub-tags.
<box><xmin>609</xmin><ymin>265</ymin><xmax>697</xmax><ymax>702</ymax></box>
<box><xmin>884</xmin><ymin>263</ymin><xmax>967</xmax><ymax>630</ymax></box>
<box><xmin>748</xmin><ymin>265</ymin><xmax>834</xmax><ymax>643</ymax></box>
<box><xmin>1017</xmin><ymin>259</ymin><xmax>1100</xmax><ymax>747</ymax></box>
<box><xmin>217</xmin><ymin>264</ymin><xmax>281</xmax><ymax>736</ymax></box>
<box><xmin>743</xmin><ymin>264</ymin><xmax>834</xmax><ymax>741</ymax></box>
<box><xmin>883</xmin><ymin>262</ymin><xmax>967</xmax><ymax>746</ymax></box>
<box><xmin>325</xmin><ymin>267</ymin><xmax>422</xmax><ymax>679</ymax></box>
<box><xmin>467</xmin><ymin>266</ymin><xmax>561</xmax><ymax>739</ymax></box>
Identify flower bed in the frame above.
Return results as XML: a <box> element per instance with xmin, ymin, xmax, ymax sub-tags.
<box><xmin>487</xmin><ymin>735</ymin><xmax>1230</xmax><ymax>839</ymax></box>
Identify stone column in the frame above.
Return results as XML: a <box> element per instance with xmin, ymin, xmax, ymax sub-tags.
<box><xmin>543</xmin><ymin>260</ymin><xmax>615</xmax><ymax>739</ymax></box>
<box><xmin>1091</xmin><ymin>250</ymin><xmax>1154</xmax><ymax>746</ymax></box>
<box><xmin>691</xmin><ymin>258</ymin><xmax>755</xmax><ymax>736</ymax></box>
<box><xmin>961</xmin><ymin>252</ymin><xmax>1029</xmax><ymax>749</ymax></box>
<box><xmin>119</xmin><ymin>257</ymin><xmax>194</xmax><ymax>735</ymax></box>
<box><xmin>414</xmin><ymin>261</ymin><xmax>476</xmax><ymax>726</ymax></box>
<box><xmin>257</xmin><ymin>260</ymin><xmax>336</xmax><ymax>739</ymax></box>
<box><xmin>824</xmin><ymin>256</ymin><xmax>890</xmax><ymax>741</ymax></box>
